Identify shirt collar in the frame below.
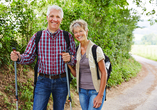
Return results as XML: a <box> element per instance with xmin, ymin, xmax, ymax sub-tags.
<box><xmin>46</xmin><ymin>28</ymin><xmax>61</xmax><ymax>38</ymax></box>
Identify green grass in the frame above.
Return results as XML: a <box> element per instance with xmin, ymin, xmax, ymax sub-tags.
<box><xmin>131</xmin><ymin>45</ymin><xmax>157</xmax><ymax>61</ymax></box>
<box><xmin>107</xmin><ymin>57</ymin><xmax>141</xmax><ymax>87</ymax></box>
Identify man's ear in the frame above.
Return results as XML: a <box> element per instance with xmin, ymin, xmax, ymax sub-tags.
<box><xmin>46</xmin><ymin>16</ymin><xmax>48</xmax><ymax>21</ymax></box>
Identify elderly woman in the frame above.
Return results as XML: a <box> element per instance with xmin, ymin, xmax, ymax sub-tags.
<box><xmin>68</xmin><ymin>19</ymin><xmax>107</xmax><ymax>110</ymax></box>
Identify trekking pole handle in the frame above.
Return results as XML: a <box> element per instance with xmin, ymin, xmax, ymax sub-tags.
<box><xmin>61</xmin><ymin>50</ymin><xmax>68</xmax><ymax>63</ymax></box>
<box><xmin>12</xmin><ymin>47</ymin><xmax>17</xmax><ymax>51</ymax></box>
<box><xmin>61</xmin><ymin>50</ymin><xmax>66</xmax><ymax>53</ymax></box>
<box><xmin>12</xmin><ymin>47</ymin><xmax>20</xmax><ymax>62</ymax></box>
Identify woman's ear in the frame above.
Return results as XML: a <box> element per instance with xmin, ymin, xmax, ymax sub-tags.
<box><xmin>86</xmin><ymin>29</ymin><xmax>88</xmax><ymax>36</ymax></box>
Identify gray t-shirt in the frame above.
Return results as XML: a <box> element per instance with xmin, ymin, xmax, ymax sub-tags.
<box><xmin>79</xmin><ymin>53</ymin><xmax>95</xmax><ymax>90</ymax></box>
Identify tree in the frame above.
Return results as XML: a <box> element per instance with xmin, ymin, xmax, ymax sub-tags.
<box><xmin>141</xmin><ymin>33</ymin><xmax>157</xmax><ymax>45</ymax></box>
<box><xmin>132</xmin><ymin>0</ymin><xmax>157</xmax><ymax>24</ymax></box>
<box><xmin>0</xmin><ymin>0</ymin><xmax>40</xmax><ymax>66</ymax></box>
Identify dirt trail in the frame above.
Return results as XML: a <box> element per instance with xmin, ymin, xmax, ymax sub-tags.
<box><xmin>102</xmin><ymin>55</ymin><xmax>157</xmax><ymax>110</ymax></box>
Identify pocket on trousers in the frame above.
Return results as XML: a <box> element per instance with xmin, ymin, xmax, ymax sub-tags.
<box><xmin>37</xmin><ymin>76</ymin><xmax>44</xmax><ymax>81</ymax></box>
<box><xmin>60</xmin><ymin>77</ymin><xmax>67</xmax><ymax>83</ymax></box>
<box><xmin>92</xmin><ymin>90</ymin><xmax>98</xmax><ymax>94</ymax></box>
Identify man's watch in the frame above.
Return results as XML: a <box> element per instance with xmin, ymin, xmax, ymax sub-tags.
<box><xmin>68</xmin><ymin>55</ymin><xmax>72</xmax><ymax>63</ymax></box>
<box><xmin>16</xmin><ymin>58</ymin><xmax>20</xmax><ymax>62</ymax></box>
<box><xmin>16</xmin><ymin>55</ymin><xmax>20</xmax><ymax>62</ymax></box>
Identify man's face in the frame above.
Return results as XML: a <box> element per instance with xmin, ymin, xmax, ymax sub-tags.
<box><xmin>47</xmin><ymin>9</ymin><xmax>63</xmax><ymax>33</ymax></box>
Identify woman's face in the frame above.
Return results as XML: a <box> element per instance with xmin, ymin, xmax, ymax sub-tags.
<box><xmin>73</xmin><ymin>26</ymin><xmax>88</xmax><ymax>42</ymax></box>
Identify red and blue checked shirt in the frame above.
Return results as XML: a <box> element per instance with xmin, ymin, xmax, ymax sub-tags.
<box><xmin>20</xmin><ymin>28</ymin><xmax>76</xmax><ymax>75</ymax></box>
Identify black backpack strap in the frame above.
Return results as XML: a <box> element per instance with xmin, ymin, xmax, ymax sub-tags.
<box><xmin>35</xmin><ymin>31</ymin><xmax>42</xmax><ymax>55</ymax></box>
<box><xmin>63</xmin><ymin>30</ymin><xmax>70</xmax><ymax>49</ymax></box>
<box><xmin>76</xmin><ymin>46</ymin><xmax>79</xmax><ymax>53</ymax></box>
<box><xmin>92</xmin><ymin>45</ymin><xmax>107</xmax><ymax>101</ymax></box>
<box><xmin>92</xmin><ymin>45</ymin><xmax>100</xmax><ymax>80</ymax></box>
<box><xmin>33</xmin><ymin>30</ymin><xmax>42</xmax><ymax>99</ymax></box>
<box><xmin>63</xmin><ymin>30</ymin><xmax>73</xmax><ymax>82</ymax></box>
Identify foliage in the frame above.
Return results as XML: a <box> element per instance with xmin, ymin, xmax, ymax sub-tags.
<box><xmin>132</xmin><ymin>0</ymin><xmax>157</xmax><ymax>24</ymax></box>
<box><xmin>19</xmin><ymin>78</ymin><xmax>33</xmax><ymax>109</ymax></box>
<box><xmin>0</xmin><ymin>0</ymin><xmax>41</xmax><ymax>67</ymax></box>
<box><xmin>107</xmin><ymin>57</ymin><xmax>141</xmax><ymax>87</ymax></box>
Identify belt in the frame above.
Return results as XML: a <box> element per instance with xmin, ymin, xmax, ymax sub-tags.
<box><xmin>39</xmin><ymin>72</ymin><xmax>66</xmax><ymax>79</ymax></box>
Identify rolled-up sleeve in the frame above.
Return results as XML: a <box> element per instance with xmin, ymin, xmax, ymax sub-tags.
<box><xmin>19</xmin><ymin>34</ymin><xmax>37</xmax><ymax>65</ymax></box>
<box><xmin>96</xmin><ymin>46</ymin><xmax>105</xmax><ymax>63</ymax></box>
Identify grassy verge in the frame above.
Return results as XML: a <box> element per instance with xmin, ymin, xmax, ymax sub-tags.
<box><xmin>131</xmin><ymin>45</ymin><xmax>157</xmax><ymax>61</ymax></box>
<box><xmin>107</xmin><ymin>57</ymin><xmax>141</xmax><ymax>88</ymax></box>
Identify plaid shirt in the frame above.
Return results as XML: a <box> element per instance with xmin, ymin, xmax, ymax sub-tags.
<box><xmin>20</xmin><ymin>28</ymin><xmax>76</xmax><ymax>75</ymax></box>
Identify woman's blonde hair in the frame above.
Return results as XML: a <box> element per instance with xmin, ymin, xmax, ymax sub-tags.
<box><xmin>70</xmin><ymin>19</ymin><xmax>88</xmax><ymax>33</ymax></box>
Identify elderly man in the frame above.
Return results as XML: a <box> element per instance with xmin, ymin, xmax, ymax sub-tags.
<box><xmin>10</xmin><ymin>5</ymin><xmax>76</xmax><ymax>110</ymax></box>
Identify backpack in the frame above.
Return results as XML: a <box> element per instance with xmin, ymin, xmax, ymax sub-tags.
<box><xmin>92</xmin><ymin>45</ymin><xmax>112</xmax><ymax>101</ymax></box>
<box><xmin>76</xmin><ymin>45</ymin><xmax>112</xmax><ymax>80</ymax></box>
<box><xmin>76</xmin><ymin>44</ymin><xmax>112</xmax><ymax>101</ymax></box>
<box><xmin>33</xmin><ymin>30</ymin><xmax>72</xmax><ymax>98</ymax></box>
<box><xmin>92</xmin><ymin>45</ymin><xmax>112</xmax><ymax>81</ymax></box>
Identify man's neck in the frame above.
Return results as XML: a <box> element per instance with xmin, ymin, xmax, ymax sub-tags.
<box><xmin>48</xmin><ymin>28</ymin><xmax>59</xmax><ymax>34</ymax></box>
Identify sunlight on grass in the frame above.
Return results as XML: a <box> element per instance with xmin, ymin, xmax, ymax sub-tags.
<box><xmin>131</xmin><ymin>45</ymin><xmax>157</xmax><ymax>61</ymax></box>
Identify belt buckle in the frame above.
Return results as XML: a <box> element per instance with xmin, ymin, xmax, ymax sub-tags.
<box><xmin>49</xmin><ymin>74</ymin><xmax>51</xmax><ymax>79</ymax></box>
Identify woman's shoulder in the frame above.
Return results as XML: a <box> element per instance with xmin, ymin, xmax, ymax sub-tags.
<box><xmin>89</xmin><ymin>41</ymin><xmax>103</xmax><ymax>52</ymax></box>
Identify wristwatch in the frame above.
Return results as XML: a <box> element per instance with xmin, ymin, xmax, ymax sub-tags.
<box><xmin>68</xmin><ymin>55</ymin><xmax>72</xmax><ymax>63</ymax></box>
<box><xmin>16</xmin><ymin>55</ymin><xmax>20</xmax><ymax>62</ymax></box>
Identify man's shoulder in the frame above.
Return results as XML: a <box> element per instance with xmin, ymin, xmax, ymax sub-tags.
<box><xmin>61</xmin><ymin>30</ymin><xmax>73</xmax><ymax>37</ymax></box>
<box><xmin>35</xmin><ymin>29</ymin><xmax>47</xmax><ymax>35</ymax></box>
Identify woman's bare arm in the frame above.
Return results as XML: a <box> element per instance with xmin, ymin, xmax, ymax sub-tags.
<box><xmin>67</xmin><ymin>64</ymin><xmax>76</xmax><ymax>77</ymax></box>
<box><xmin>93</xmin><ymin>59</ymin><xmax>107</xmax><ymax>108</ymax></box>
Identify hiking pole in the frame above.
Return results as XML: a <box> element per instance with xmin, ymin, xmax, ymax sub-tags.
<box><xmin>62</xmin><ymin>50</ymin><xmax>72</xmax><ymax>110</ymax></box>
<box><xmin>12</xmin><ymin>47</ymin><xmax>18</xmax><ymax>110</ymax></box>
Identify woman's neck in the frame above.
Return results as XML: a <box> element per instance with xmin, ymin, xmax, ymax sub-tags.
<box><xmin>80</xmin><ymin>40</ymin><xmax>89</xmax><ymax>48</ymax></box>
<box><xmin>80</xmin><ymin>40</ymin><xmax>90</xmax><ymax>55</ymax></box>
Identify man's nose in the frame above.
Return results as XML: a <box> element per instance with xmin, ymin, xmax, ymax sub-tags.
<box><xmin>53</xmin><ymin>17</ymin><xmax>57</xmax><ymax>21</ymax></box>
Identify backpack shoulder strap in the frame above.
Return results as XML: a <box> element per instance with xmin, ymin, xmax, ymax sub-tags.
<box><xmin>76</xmin><ymin>46</ymin><xmax>79</xmax><ymax>52</ymax></box>
<box><xmin>75</xmin><ymin>46</ymin><xmax>79</xmax><ymax>56</ymax></box>
<box><xmin>63</xmin><ymin>30</ymin><xmax>70</xmax><ymax>49</ymax></box>
<box><xmin>92</xmin><ymin>44</ymin><xmax>100</xmax><ymax>80</ymax></box>
<box><xmin>33</xmin><ymin>30</ymin><xmax>42</xmax><ymax>99</ymax></box>
<box><xmin>63</xmin><ymin>30</ymin><xmax>73</xmax><ymax>82</ymax></box>
<box><xmin>35</xmin><ymin>30</ymin><xmax>42</xmax><ymax>55</ymax></box>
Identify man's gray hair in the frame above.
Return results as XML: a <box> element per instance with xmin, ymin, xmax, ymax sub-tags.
<box><xmin>47</xmin><ymin>5</ymin><xmax>63</xmax><ymax>18</ymax></box>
